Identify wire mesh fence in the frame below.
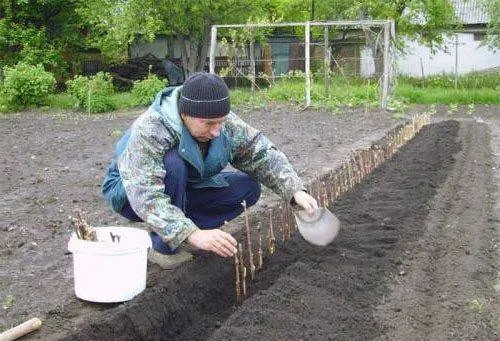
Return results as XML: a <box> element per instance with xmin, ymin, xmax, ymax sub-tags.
<box><xmin>210</xmin><ymin>20</ymin><xmax>396</xmax><ymax>109</ymax></box>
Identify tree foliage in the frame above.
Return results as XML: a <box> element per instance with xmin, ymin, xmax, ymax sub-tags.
<box><xmin>76</xmin><ymin>0</ymin><xmax>465</xmax><ymax>76</ymax></box>
<box><xmin>2</xmin><ymin>0</ymin><xmax>496</xmax><ymax>85</ymax></box>
<box><xmin>77</xmin><ymin>0</ymin><xmax>271</xmax><ymax>76</ymax></box>
<box><xmin>273</xmin><ymin>0</ymin><xmax>458</xmax><ymax>49</ymax></box>
<box><xmin>0</xmin><ymin>0</ymin><xmax>90</xmax><ymax>80</ymax></box>
<box><xmin>477</xmin><ymin>0</ymin><xmax>500</xmax><ymax>49</ymax></box>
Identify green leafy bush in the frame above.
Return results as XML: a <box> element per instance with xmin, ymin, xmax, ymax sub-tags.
<box><xmin>0</xmin><ymin>85</ymin><xmax>8</xmax><ymax>112</ymax></box>
<box><xmin>131</xmin><ymin>73</ymin><xmax>167</xmax><ymax>106</ymax></box>
<box><xmin>2</xmin><ymin>63</ymin><xmax>56</xmax><ymax>109</ymax></box>
<box><xmin>66</xmin><ymin>72</ymin><xmax>116</xmax><ymax>113</ymax></box>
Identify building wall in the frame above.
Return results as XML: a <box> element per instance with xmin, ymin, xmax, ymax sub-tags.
<box><xmin>397</xmin><ymin>33</ymin><xmax>500</xmax><ymax>77</ymax></box>
<box><xmin>129</xmin><ymin>37</ymin><xmax>183</xmax><ymax>59</ymax></box>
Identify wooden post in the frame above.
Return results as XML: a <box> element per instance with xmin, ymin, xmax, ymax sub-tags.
<box><xmin>0</xmin><ymin>318</ymin><xmax>42</xmax><ymax>340</ymax></box>
<box><xmin>278</xmin><ymin>205</ymin><xmax>285</xmax><ymax>242</ymax></box>
<box><xmin>321</xmin><ymin>181</ymin><xmax>328</xmax><ymax>207</ymax></box>
<box><xmin>282</xmin><ymin>203</ymin><xmax>291</xmax><ymax>240</ymax></box>
<box><xmin>241</xmin><ymin>201</ymin><xmax>255</xmax><ymax>281</ymax></box>
<box><xmin>234</xmin><ymin>246</ymin><xmax>242</xmax><ymax>305</ymax></box>
<box><xmin>257</xmin><ymin>223</ymin><xmax>263</xmax><ymax>269</ymax></box>
<box><xmin>316</xmin><ymin>173</ymin><xmax>322</xmax><ymax>206</ymax></box>
<box><xmin>237</xmin><ymin>243</ymin><xmax>246</xmax><ymax>297</ymax></box>
<box><xmin>263</xmin><ymin>45</ymin><xmax>272</xmax><ymax>76</ymax></box>
<box><xmin>268</xmin><ymin>209</ymin><xmax>276</xmax><ymax>255</ymax></box>
<box><xmin>454</xmin><ymin>33</ymin><xmax>459</xmax><ymax>89</ymax></box>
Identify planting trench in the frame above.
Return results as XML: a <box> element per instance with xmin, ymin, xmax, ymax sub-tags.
<box><xmin>56</xmin><ymin>119</ymin><xmax>497</xmax><ymax>340</ymax></box>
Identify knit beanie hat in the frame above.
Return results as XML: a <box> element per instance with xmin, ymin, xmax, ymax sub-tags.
<box><xmin>179</xmin><ymin>72</ymin><xmax>230</xmax><ymax>118</ymax></box>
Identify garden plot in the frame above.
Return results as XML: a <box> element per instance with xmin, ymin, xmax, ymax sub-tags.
<box><xmin>212</xmin><ymin>120</ymin><xmax>497</xmax><ymax>340</ymax></box>
<box><xmin>1</xmin><ymin>106</ymin><xmax>498</xmax><ymax>340</ymax></box>
<box><xmin>55</xmin><ymin>119</ymin><xmax>497</xmax><ymax>341</ymax></box>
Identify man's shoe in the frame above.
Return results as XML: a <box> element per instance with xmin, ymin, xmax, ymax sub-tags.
<box><xmin>147</xmin><ymin>249</ymin><xmax>193</xmax><ymax>270</ymax></box>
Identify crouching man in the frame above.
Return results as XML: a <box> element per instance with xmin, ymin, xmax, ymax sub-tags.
<box><xmin>102</xmin><ymin>72</ymin><xmax>317</xmax><ymax>268</ymax></box>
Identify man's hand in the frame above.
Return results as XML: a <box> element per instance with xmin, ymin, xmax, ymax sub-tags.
<box><xmin>187</xmin><ymin>229</ymin><xmax>238</xmax><ymax>257</ymax></box>
<box><xmin>293</xmin><ymin>190</ymin><xmax>318</xmax><ymax>216</ymax></box>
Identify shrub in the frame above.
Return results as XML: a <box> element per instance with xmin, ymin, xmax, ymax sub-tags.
<box><xmin>0</xmin><ymin>85</ymin><xmax>8</xmax><ymax>112</ymax></box>
<box><xmin>66</xmin><ymin>72</ymin><xmax>116</xmax><ymax>113</ymax></box>
<box><xmin>2</xmin><ymin>62</ymin><xmax>56</xmax><ymax>109</ymax></box>
<box><xmin>131</xmin><ymin>73</ymin><xmax>167</xmax><ymax>106</ymax></box>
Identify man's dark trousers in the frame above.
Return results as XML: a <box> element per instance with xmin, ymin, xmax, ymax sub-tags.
<box><xmin>120</xmin><ymin>148</ymin><xmax>261</xmax><ymax>254</ymax></box>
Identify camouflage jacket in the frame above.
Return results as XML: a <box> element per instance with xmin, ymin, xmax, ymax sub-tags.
<box><xmin>118</xmin><ymin>86</ymin><xmax>304</xmax><ymax>249</ymax></box>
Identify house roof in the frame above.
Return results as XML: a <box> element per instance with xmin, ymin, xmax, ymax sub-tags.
<box><xmin>453</xmin><ymin>0</ymin><xmax>489</xmax><ymax>24</ymax></box>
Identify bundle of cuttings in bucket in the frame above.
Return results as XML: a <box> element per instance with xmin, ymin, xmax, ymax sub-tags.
<box><xmin>71</xmin><ymin>208</ymin><xmax>98</xmax><ymax>241</ymax></box>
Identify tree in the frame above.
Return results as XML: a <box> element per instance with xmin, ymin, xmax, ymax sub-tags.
<box><xmin>477</xmin><ymin>0</ymin><xmax>500</xmax><ymax>50</ymax></box>
<box><xmin>0</xmin><ymin>0</ymin><xmax>90</xmax><ymax>80</ymax></box>
<box><xmin>77</xmin><ymin>0</ymin><xmax>270</xmax><ymax>76</ymax></box>
<box><xmin>273</xmin><ymin>0</ymin><xmax>458</xmax><ymax>50</ymax></box>
<box><xmin>76</xmin><ymin>0</ymin><xmax>465</xmax><ymax>77</ymax></box>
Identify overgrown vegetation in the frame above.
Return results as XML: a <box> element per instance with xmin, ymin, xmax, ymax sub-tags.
<box><xmin>396</xmin><ymin>72</ymin><xmax>500</xmax><ymax>104</ymax></box>
<box><xmin>0</xmin><ymin>0</ymin><xmax>91</xmax><ymax>80</ymax></box>
<box><xmin>231</xmin><ymin>70</ymin><xmax>500</xmax><ymax>110</ymax></box>
<box><xmin>66</xmin><ymin>72</ymin><xmax>116</xmax><ymax>113</ymax></box>
<box><xmin>1</xmin><ymin>63</ymin><xmax>56</xmax><ymax>110</ymax></box>
<box><xmin>232</xmin><ymin>73</ymin><xmax>379</xmax><ymax>111</ymax></box>
<box><xmin>131</xmin><ymin>73</ymin><xmax>167</xmax><ymax>106</ymax></box>
<box><xmin>399</xmin><ymin>72</ymin><xmax>500</xmax><ymax>90</ymax></box>
<box><xmin>1</xmin><ymin>69</ymin><xmax>498</xmax><ymax>114</ymax></box>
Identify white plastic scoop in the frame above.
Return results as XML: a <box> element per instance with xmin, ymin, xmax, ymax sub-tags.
<box><xmin>294</xmin><ymin>207</ymin><xmax>340</xmax><ymax>246</ymax></box>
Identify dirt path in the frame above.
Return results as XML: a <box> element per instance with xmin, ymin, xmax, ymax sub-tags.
<box><xmin>0</xmin><ymin>105</ymin><xmax>498</xmax><ymax>340</ymax></box>
<box><xmin>375</xmin><ymin>120</ymin><xmax>498</xmax><ymax>340</ymax></box>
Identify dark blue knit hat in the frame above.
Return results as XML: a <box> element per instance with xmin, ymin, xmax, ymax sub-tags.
<box><xmin>179</xmin><ymin>72</ymin><xmax>230</xmax><ymax>118</ymax></box>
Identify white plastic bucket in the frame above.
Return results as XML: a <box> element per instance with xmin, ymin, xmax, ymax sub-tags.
<box><xmin>67</xmin><ymin>226</ymin><xmax>152</xmax><ymax>303</ymax></box>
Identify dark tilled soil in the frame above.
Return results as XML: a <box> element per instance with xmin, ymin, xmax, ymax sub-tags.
<box><xmin>212</xmin><ymin>121</ymin><xmax>498</xmax><ymax>340</ymax></box>
<box><xmin>0</xmin><ymin>105</ymin><xmax>398</xmax><ymax>338</ymax></box>
<box><xmin>0</xmin><ymin>105</ymin><xmax>498</xmax><ymax>340</ymax></box>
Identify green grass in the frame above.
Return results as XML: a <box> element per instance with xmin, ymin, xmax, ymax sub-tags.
<box><xmin>396</xmin><ymin>83</ymin><xmax>500</xmax><ymax>104</ymax></box>
<box><xmin>1</xmin><ymin>70</ymin><xmax>498</xmax><ymax>113</ymax></box>
<box><xmin>238</xmin><ymin>72</ymin><xmax>500</xmax><ymax>107</ymax></box>
<box><xmin>399</xmin><ymin>71</ymin><xmax>500</xmax><ymax>89</ymax></box>
<box><xmin>111</xmin><ymin>92</ymin><xmax>136</xmax><ymax>110</ymax></box>
<box><xmin>43</xmin><ymin>91</ymin><xmax>137</xmax><ymax>112</ymax></box>
<box><xmin>396</xmin><ymin>71</ymin><xmax>500</xmax><ymax>104</ymax></box>
<box><xmin>231</xmin><ymin>76</ymin><xmax>379</xmax><ymax>111</ymax></box>
<box><xmin>45</xmin><ymin>93</ymin><xmax>75</xmax><ymax>109</ymax></box>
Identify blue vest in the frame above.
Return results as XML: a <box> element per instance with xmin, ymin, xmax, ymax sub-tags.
<box><xmin>178</xmin><ymin>124</ymin><xmax>231</xmax><ymax>189</ymax></box>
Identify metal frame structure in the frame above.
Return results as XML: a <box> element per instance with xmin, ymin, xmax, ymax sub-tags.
<box><xmin>210</xmin><ymin>20</ymin><xmax>396</xmax><ymax>109</ymax></box>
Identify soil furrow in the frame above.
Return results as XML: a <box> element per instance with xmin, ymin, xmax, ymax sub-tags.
<box><xmin>210</xmin><ymin>121</ymin><xmax>464</xmax><ymax>340</ymax></box>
